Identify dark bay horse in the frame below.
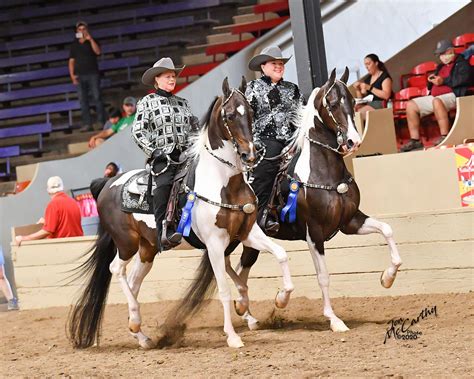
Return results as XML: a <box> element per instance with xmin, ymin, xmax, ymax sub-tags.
<box><xmin>234</xmin><ymin>68</ymin><xmax>402</xmax><ymax>331</ymax></box>
<box><xmin>67</xmin><ymin>78</ymin><xmax>294</xmax><ymax>349</ymax></box>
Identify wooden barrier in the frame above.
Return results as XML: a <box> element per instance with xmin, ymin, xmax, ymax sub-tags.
<box><xmin>11</xmin><ymin>208</ymin><xmax>473</xmax><ymax>309</ymax></box>
<box><xmin>438</xmin><ymin>96</ymin><xmax>474</xmax><ymax>147</ymax></box>
<box><xmin>353</xmin><ymin>108</ymin><xmax>398</xmax><ymax>157</ymax></box>
<box><xmin>354</xmin><ymin>147</ymin><xmax>463</xmax><ymax>215</ymax></box>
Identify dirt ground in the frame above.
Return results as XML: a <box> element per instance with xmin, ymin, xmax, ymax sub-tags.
<box><xmin>1</xmin><ymin>292</ymin><xmax>473</xmax><ymax>378</ymax></box>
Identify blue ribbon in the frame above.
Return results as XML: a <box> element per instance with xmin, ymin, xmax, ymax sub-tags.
<box><xmin>177</xmin><ymin>192</ymin><xmax>196</xmax><ymax>237</ymax></box>
<box><xmin>280</xmin><ymin>180</ymin><xmax>300</xmax><ymax>223</ymax></box>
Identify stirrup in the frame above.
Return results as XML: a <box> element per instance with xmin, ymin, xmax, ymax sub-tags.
<box><xmin>160</xmin><ymin>222</ymin><xmax>182</xmax><ymax>251</ymax></box>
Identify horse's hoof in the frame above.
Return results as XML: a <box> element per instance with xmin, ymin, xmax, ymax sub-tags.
<box><xmin>139</xmin><ymin>337</ymin><xmax>156</xmax><ymax>350</ymax></box>
<box><xmin>247</xmin><ymin>320</ymin><xmax>260</xmax><ymax>331</ymax></box>
<box><xmin>330</xmin><ymin>318</ymin><xmax>350</xmax><ymax>332</ymax></box>
<box><xmin>227</xmin><ymin>335</ymin><xmax>244</xmax><ymax>348</ymax></box>
<box><xmin>275</xmin><ymin>290</ymin><xmax>290</xmax><ymax>309</ymax></box>
<box><xmin>380</xmin><ymin>269</ymin><xmax>397</xmax><ymax>288</ymax></box>
<box><xmin>234</xmin><ymin>300</ymin><xmax>248</xmax><ymax>316</ymax></box>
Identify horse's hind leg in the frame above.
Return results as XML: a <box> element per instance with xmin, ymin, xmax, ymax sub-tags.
<box><xmin>225</xmin><ymin>256</ymin><xmax>249</xmax><ymax>317</ymax></box>
<box><xmin>243</xmin><ymin>224</ymin><xmax>294</xmax><ymax>309</ymax></box>
<box><xmin>342</xmin><ymin>210</ymin><xmax>402</xmax><ymax>288</ymax></box>
<box><xmin>109</xmin><ymin>249</ymin><xmax>155</xmax><ymax>349</ymax></box>
<box><xmin>306</xmin><ymin>232</ymin><xmax>349</xmax><ymax>332</ymax></box>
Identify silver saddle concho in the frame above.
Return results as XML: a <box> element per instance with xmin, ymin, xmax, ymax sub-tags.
<box><xmin>127</xmin><ymin>171</ymin><xmax>157</xmax><ymax>206</ymax></box>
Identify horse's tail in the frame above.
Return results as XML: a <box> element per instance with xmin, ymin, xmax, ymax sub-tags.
<box><xmin>159</xmin><ymin>251</ymin><xmax>216</xmax><ymax>346</ymax></box>
<box><xmin>67</xmin><ymin>223</ymin><xmax>116</xmax><ymax>348</ymax></box>
<box><xmin>90</xmin><ymin>177</ymin><xmax>109</xmax><ymax>201</ymax></box>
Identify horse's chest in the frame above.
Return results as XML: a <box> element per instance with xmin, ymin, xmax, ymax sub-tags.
<box><xmin>215</xmin><ymin>176</ymin><xmax>256</xmax><ymax>240</ymax></box>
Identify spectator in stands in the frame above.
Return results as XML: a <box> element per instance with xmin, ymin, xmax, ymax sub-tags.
<box><xmin>104</xmin><ymin>162</ymin><xmax>121</xmax><ymax>178</ymax></box>
<box><xmin>132</xmin><ymin>57</ymin><xmax>199</xmax><ymax>250</ymax></box>
<box><xmin>102</xmin><ymin>107</ymin><xmax>122</xmax><ymax>130</ymax></box>
<box><xmin>0</xmin><ymin>247</ymin><xmax>18</xmax><ymax>311</ymax></box>
<box><xmin>353</xmin><ymin>54</ymin><xmax>393</xmax><ymax>114</ymax></box>
<box><xmin>246</xmin><ymin>45</ymin><xmax>305</xmax><ymax>235</ymax></box>
<box><xmin>14</xmin><ymin>176</ymin><xmax>83</xmax><ymax>245</ymax></box>
<box><xmin>401</xmin><ymin>40</ymin><xmax>473</xmax><ymax>152</ymax></box>
<box><xmin>69</xmin><ymin>21</ymin><xmax>106</xmax><ymax>132</ymax></box>
<box><xmin>88</xmin><ymin>97</ymin><xmax>137</xmax><ymax>148</ymax></box>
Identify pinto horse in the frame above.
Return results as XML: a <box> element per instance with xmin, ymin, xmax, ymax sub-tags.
<box><xmin>67</xmin><ymin>78</ymin><xmax>294</xmax><ymax>350</ymax></box>
<box><xmin>235</xmin><ymin>68</ymin><xmax>402</xmax><ymax>331</ymax></box>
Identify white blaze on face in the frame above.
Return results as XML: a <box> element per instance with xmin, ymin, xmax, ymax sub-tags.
<box><xmin>237</xmin><ymin>105</ymin><xmax>245</xmax><ymax>116</ymax></box>
<box><xmin>346</xmin><ymin>113</ymin><xmax>361</xmax><ymax>145</ymax></box>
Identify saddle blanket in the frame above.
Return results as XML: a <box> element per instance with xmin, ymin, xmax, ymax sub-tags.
<box><xmin>121</xmin><ymin>170</ymin><xmax>154</xmax><ymax>214</ymax></box>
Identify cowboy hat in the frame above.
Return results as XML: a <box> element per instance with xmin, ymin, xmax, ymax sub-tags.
<box><xmin>141</xmin><ymin>57</ymin><xmax>185</xmax><ymax>86</ymax></box>
<box><xmin>248</xmin><ymin>46</ymin><xmax>292</xmax><ymax>71</ymax></box>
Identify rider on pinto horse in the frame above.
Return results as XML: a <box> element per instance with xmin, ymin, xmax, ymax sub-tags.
<box><xmin>131</xmin><ymin>57</ymin><xmax>200</xmax><ymax>251</ymax></box>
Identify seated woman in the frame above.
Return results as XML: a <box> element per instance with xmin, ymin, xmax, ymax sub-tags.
<box><xmin>353</xmin><ymin>54</ymin><xmax>393</xmax><ymax>115</ymax></box>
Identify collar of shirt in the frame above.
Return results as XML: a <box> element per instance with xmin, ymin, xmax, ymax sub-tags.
<box><xmin>155</xmin><ymin>88</ymin><xmax>173</xmax><ymax>98</ymax></box>
<box><xmin>261</xmin><ymin>75</ymin><xmax>283</xmax><ymax>86</ymax></box>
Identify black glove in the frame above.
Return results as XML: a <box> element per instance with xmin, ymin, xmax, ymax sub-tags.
<box><xmin>190</xmin><ymin>116</ymin><xmax>200</xmax><ymax>132</ymax></box>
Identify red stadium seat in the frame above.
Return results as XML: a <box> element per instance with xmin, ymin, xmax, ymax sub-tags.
<box><xmin>453</xmin><ymin>33</ymin><xmax>474</xmax><ymax>49</ymax></box>
<box><xmin>400</xmin><ymin>61</ymin><xmax>437</xmax><ymax>89</ymax></box>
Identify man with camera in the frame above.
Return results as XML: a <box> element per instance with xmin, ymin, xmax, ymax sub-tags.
<box><xmin>400</xmin><ymin>39</ymin><xmax>472</xmax><ymax>152</ymax></box>
<box><xmin>68</xmin><ymin>21</ymin><xmax>106</xmax><ymax>132</ymax></box>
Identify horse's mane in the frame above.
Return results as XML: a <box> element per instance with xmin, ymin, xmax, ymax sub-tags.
<box><xmin>187</xmin><ymin>96</ymin><xmax>219</xmax><ymax>160</ymax></box>
<box><xmin>293</xmin><ymin>87</ymin><xmax>323</xmax><ymax>151</ymax></box>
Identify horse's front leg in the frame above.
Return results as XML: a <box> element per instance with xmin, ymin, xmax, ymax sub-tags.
<box><xmin>225</xmin><ymin>256</ymin><xmax>249</xmax><ymax>316</ymax></box>
<box><xmin>306</xmin><ymin>231</ymin><xmax>349</xmax><ymax>332</ymax></box>
<box><xmin>235</xmin><ymin>252</ymin><xmax>261</xmax><ymax>330</ymax></box>
<box><xmin>243</xmin><ymin>224</ymin><xmax>294</xmax><ymax>309</ymax></box>
<box><xmin>342</xmin><ymin>210</ymin><xmax>402</xmax><ymax>288</ymax></box>
<box><xmin>206</xmin><ymin>236</ymin><xmax>244</xmax><ymax>348</ymax></box>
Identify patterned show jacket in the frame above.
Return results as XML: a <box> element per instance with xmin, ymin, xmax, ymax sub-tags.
<box><xmin>131</xmin><ymin>91</ymin><xmax>194</xmax><ymax>157</ymax></box>
<box><xmin>245</xmin><ymin>75</ymin><xmax>304</xmax><ymax>142</ymax></box>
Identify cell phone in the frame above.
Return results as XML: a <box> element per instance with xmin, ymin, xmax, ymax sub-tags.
<box><xmin>75</xmin><ymin>32</ymin><xmax>83</xmax><ymax>39</ymax></box>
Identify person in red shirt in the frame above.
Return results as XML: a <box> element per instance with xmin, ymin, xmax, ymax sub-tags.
<box><xmin>401</xmin><ymin>39</ymin><xmax>473</xmax><ymax>152</ymax></box>
<box><xmin>15</xmin><ymin>176</ymin><xmax>83</xmax><ymax>245</ymax></box>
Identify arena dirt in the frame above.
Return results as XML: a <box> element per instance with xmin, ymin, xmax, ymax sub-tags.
<box><xmin>1</xmin><ymin>292</ymin><xmax>472</xmax><ymax>377</ymax></box>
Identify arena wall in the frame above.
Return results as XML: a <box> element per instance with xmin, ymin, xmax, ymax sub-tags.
<box><xmin>11</xmin><ymin>207</ymin><xmax>473</xmax><ymax>310</ymax></box>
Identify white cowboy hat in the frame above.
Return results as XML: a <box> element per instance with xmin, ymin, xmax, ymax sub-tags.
<box><xmin>248</xmin><ymin>46</ymin><xmax>292</xmax><ymax>71</ymax></box>
<box><xmin>141</xmin><ymin>57</ymin><xmax>185</xmax><ymax>86</ymax></box>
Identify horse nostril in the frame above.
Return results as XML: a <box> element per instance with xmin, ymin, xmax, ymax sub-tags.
<box><xmin>241</xmin><ymin>152</ymin><xmax>248</xmax><ymax>161</ymax></box>
<box><xmin>347</xmin><ymin>139</ymin><xmax>354</xmax><ymax>149</ymax></box>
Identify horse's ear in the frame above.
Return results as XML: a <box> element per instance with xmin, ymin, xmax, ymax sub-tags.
<box><xmin>328</xmin><ymin>68</ymin><xmax>336</xmax><ymax>86</ymax></box>
<box><xmin>340</xmin><ymin>66</ymin><xmax>349</xmax><ymax>84</ymax></box>
<box><xmin>222</xmin><ymin>77</ymin><xmax>231</xmax><ymax>98</ymax></box>
<box><xmin>239</xmin><ymin>75</ymin><xmax>247</xmax><ymax>93</ymax></box>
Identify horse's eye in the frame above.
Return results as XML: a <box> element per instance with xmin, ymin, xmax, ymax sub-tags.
<box><xmin>227</xmin><ymin>113</ymin><xmax>236</xmax><ymax>121</ymax></box>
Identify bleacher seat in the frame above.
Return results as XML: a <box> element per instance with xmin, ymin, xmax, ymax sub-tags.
<box><xmin>452</xmin><ymin>32</ymin><xmax>474</xmax><ymax>53</ymax></box>
<box><xmin>400</xmin><ymin>61</ymin><xmax>437</xmax><ymax>89</ymax></box>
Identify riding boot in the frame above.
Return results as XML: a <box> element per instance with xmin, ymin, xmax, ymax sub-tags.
<box><xmin>259</xmin><ymin>206</ymin><xmax>280</xmax><ymax>236</ymax></box>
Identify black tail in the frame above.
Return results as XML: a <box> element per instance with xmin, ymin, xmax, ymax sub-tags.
<box><xmin>90</xmin><ymin>177</ymin><xmax>109</xmax><ymax>201</ymax></box>
<box><xmin>159</xmin><ymin>252</ymin><xmax>216</xmax><ymax>346</ymax></box>
<box><xmin>67</xmin><ymin>223</ymin><xmax>116</xmax><ymax>348</ymax></box>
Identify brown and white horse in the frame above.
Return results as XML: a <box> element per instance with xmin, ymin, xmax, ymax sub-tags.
<box><xmin>234</xmin><ymin>68</ymin><xmax>402</xmax><ymax>331</ymax></box>
<box><xmin>67</xmin><ymin>78</ymin><xmax>294</xmax><ymax>350</ymax></box>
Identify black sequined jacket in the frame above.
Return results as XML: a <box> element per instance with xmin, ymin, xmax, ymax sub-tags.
<box><xmin>245</xmin><ymin>75</ymin><xmax>304</xmax><ymax>143</ymax></box>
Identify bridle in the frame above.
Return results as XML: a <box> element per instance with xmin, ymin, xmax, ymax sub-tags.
<box><xmin>307</xmin><ymin>79</ymin><xmax>352</xmax><ymax>155</ymax></box>
<box><xmin>205</xmin><ymin>88</ymin><xmax>258</xmax><ymax>172</ymax></box>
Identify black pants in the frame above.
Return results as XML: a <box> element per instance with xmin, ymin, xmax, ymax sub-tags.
<box><xmin>251</xmin><ymin>138</ymin><xmax>285</xmax><ymax>209</ymax></box>
<box><xmin>152</xmin><ymin>149</ymin><xmax>181</xmax><ymax>248</ymax></box>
